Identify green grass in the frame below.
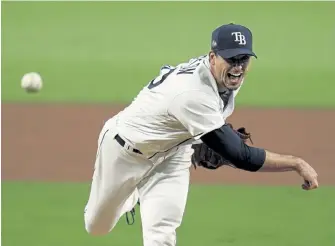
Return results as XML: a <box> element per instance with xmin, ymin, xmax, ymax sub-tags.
<box><xmin>2</xmin><ymin>182</ymin><xmax>334</xmax><ymax>246</ymax></box>
<box><xmin>2</xmin><ymin>2</ymin><xmax>335</xmax><ymax>107</ymax></box>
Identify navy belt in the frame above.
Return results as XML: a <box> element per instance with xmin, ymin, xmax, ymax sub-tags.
<box><xmin>114</xmin><ymin>134</ymin><xmax>142</xmax><ymax>154</ymax></box>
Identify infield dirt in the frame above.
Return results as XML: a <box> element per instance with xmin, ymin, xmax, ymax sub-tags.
<box><xmin>2</xmin><ymin>104</ymin><xmax>334</xmax><ymax>186</ymax></box>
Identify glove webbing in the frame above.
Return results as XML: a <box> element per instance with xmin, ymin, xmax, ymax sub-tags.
<box><xmin>226</xmin><ymin>123</ymin><xmax>253</xmax><ymax>144</ymax></box>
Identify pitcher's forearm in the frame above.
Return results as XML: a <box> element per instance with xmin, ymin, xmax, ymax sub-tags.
<box><xmin>257</xmin><ymin>150</ymin><xmax>300</xmax><ymax>172</ymax></box>
<box><xmin>201</xmin><ymin>125</ymin><xmax>304</xmax><ymax>173</ymax></box>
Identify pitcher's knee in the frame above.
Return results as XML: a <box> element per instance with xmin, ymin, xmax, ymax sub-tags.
<box><xmin>84</xmin><ymin>211</ymin><xmax>112</xmax><ymax>236</ymax></box>
<box><xmin>85</xmin><ymin>221</ymin><xmax>111</xmax><ymax>236</ymax></box>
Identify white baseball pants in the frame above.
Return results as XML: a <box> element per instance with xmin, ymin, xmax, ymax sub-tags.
<box><xmin>84</xmin><ymin>117</ymin><xmax>192</xmax><ymax>246</ymax></box>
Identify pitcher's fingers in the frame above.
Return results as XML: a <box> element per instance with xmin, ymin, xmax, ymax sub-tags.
<box><xmin>302</xmin><ymin>179</ymin><xmax>318</xmax><ymax>190</ymax></box>
<box><xmin>302</xmin><ymin>183</ymin><xmax>314</xmax><ymax>190</ymax></box>
<box><xmin>310</xmin><ymin>178</ymin><xmax>319</xmax><ymax>188</ymax></box>
<box><xmin>312</xmin><ymin>179</ymin><xmax>319</xmax><ymax>188</ymax></box>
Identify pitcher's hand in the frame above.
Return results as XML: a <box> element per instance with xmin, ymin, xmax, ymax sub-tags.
<box><xmin>296</xmin><ymin>160</ymin><xmax>319</xmax><ymax>190</ymax></box>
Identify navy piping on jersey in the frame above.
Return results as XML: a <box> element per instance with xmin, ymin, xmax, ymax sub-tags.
<box><xmin>148</xmin><ymin>132</ymin><xmax>203</xmax><ymax>159</ymax></box>
<box><xmin>96</xmin><ymin>129</ymin><xmax>109</xmax><ymax>158</ymax></box>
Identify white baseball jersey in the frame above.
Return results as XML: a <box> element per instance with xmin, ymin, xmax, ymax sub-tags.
<box><xmin>115</xmin><ymin>55</ymin><xmax>244</xmax><ymax>158</ymax></box>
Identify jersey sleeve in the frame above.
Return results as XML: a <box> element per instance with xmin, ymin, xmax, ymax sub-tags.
<box><xmin>168</xmin><ymin>90</ymin><xmax>225</xmax><ymax>139</ymax></box>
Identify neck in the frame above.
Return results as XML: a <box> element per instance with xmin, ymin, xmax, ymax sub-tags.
<box><xmin>208</xmin><ymin>65</ymin><xmax>221</xmax><ymax>87</ymax></box>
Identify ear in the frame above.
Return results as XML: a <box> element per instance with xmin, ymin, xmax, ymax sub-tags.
<box><xmin>209</xmin><ymin>51</ymin><xmax>216</xmax><ymax>66</ymax></box>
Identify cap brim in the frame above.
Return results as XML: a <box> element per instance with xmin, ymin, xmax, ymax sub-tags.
<box><xmin>217</xmin><ymin>48</ymin><xmax>257</xmax><ymax>59</ymax></box>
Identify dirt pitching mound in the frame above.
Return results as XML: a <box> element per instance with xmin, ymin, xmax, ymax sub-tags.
<box><xmin>2</xmin><ymin>104</ymin><xmax>334</xmax><ymax>186</ymax></box>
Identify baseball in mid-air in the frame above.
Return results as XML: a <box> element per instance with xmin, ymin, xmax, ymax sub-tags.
<box><xmin>21</xmin><ymin>72</ymin><xmax>43</xmax><ymax>93</ymax></box>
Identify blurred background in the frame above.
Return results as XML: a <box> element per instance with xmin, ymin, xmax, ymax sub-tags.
<box><xmin>2</xmin><ymin>2</ymin><xmax>335</xmax><ymax>246</ymax></box>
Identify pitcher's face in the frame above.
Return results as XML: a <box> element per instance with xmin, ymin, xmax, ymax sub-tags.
<box><xmin>209</xmin><ymin>51</ymin><xmax>251</xmax><ymax>90</ymax></box>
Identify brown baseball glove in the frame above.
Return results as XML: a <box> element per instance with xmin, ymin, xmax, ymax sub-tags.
<box><xmin>191</xmin><ymin>123</ymin><xmax>253</xmax><ymax>170</ymax></box>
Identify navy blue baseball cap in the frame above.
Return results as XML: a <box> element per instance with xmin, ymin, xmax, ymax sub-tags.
<box><xmin>211</xmin><ymin>23</ymin><xmax>257</xmax><ymax>59</ymax></box>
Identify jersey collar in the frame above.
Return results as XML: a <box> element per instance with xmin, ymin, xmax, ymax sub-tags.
<box><xmin>202</xmin><ymin>55</ymin><xmax>220</xmax><ymax>95</ymax></box>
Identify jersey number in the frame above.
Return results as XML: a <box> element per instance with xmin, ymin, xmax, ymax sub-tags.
<box><xmin>147</xmin><ymin>58</ymin><xmax>202</xmax><ymax>90</ymax></box>
<box><xmin>147</xmin><ymin>68</ymin><xmax>176</xmax><ymax>89</ymax></box>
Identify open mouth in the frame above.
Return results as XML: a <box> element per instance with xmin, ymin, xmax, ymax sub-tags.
<box><xmin>227</xmin><ymin>72</ymin><xmax>243</xmax><ymax>79</ymax></box>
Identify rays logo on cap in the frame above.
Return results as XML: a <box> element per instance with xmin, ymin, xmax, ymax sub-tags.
<box><xmin>231</xmin><ymin>32</ymin><xmax>246</xmax><ymax>45</ymax></box>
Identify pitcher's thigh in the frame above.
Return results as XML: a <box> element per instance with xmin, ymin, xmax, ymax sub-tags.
<box><xmin>138</xmin><ymin>168</ymin><xmax>190</xmax><ymax>246</ymax></box>
<box><xmin>84</xmin><ymin>130</ymin><xmax>151</xmax><ymax>236</ymax></box>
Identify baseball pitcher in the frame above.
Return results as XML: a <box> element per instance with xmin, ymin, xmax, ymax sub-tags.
<box><xmin>84</xmin><ymin>23</ymin><xmax>318</xmax><ymax>246</ymax></box>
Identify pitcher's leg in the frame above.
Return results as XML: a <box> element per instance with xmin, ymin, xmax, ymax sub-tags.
<box><xmin>84</xmin><ymin>129</ymin><xmax>152</xmax><ymax>236</ymax></box>
<box><xmin>138</xmin><ymin>168</ymin><xmax>190</xmax><ymax>246</ymax></box>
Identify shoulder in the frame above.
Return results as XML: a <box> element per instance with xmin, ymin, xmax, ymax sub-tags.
<box><xmin>175</xmin><ymin>55</ymin><xmax>208</xmax><ymax>73</ymax></box>
<box><xmin>172</xmin><ymin>55</ymin><xmax>212</xmax><ymax>85</ymax></box>
<box><xmin>170</xmin><ymin>89</ymin><xmax>220</xmax><ymax>111</ymax></box>
<box><xmin>157</xmin><ymin>55</ymin><xmax>218</xmax><ymax>98</ymax></box>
